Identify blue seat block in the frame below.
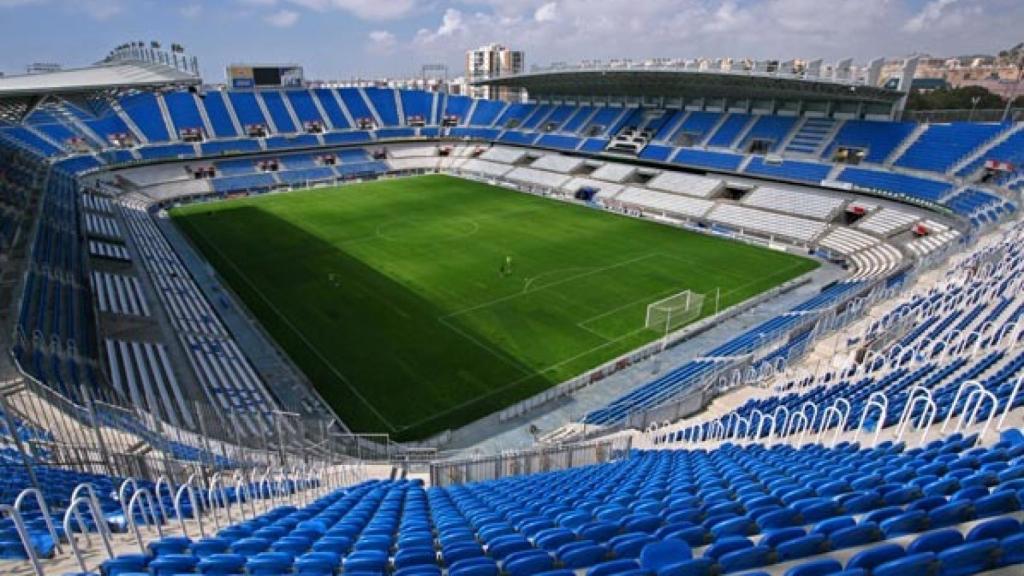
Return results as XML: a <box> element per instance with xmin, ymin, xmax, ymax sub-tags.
<box><xmin>872</xmin><ymin>552</ymin><xmax>937</xmax><ymax>576</ymax></box>
<box><xmin>784</xmin><ymin>558</ymin><xmax>843</xmax><ymax>576</ymax></box>
<box><xmin>936</xmin><ymin>539</ymin><xmax>999</xmax><ymax>576</ymax></box>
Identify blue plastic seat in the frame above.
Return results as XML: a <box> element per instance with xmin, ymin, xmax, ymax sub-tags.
<box><xmin>197</xmin><ymin>553</ymin><xmax>247</xmax><ymax>575</ymax></box>
<box><xmin>656</xmin><ymin>557</ymin><xmax>715</xmax><ymax>576</ymax></box>
<box><xmin>719</xmin><ymin>544</ymin><xmax>772</xmax><ymax>573</ymax></box>
<box><xmin>246</xmin><ymin>551</ymin><xmax>295</xmax><ymax>576</ymax></box>
<box><xmin>504</xmin><ymin>549</ymin><xmax>554</xmax><ymax>576</ymax></box>
<box><xmin>585</xmin><ymin>558</ymin><xmax>641</xmax><ymax>576</ymax></box>
<box><xmin>966</xmin><ymin>516</ymin><xmax>1020</xmax><ymax>541</ymax></box>
<box><xmin>907</xmin><ymin>529</ymin><xmax>964</xmax><ymax>555</ymax></box>
<box><xmin>872</xmin><ymin>552</ymin><xmax>937</xmax><ymax>576</ymax></box>
<box><xmin>639</xmin><ymin>538</ymin><xmax>691</xmax><ymax>572</ymax></box>
<box><xmin>148</xmin><ymin>553</ymin><xmax>198</xmax><ymax>576</ymax></box>
<box><xmin>448</xmin><ymin>557</ymin><xmax>499</xmax><ymax>576</ymax></box>
<box><xmin>776</xmin><ymin>533</ymin><xmax>827</xmax><ymax>561</ymax></box>
<box><xmin>561</xmin><ymin>543</ymin><xmax>607</xmax><ymax>568</ymax></box>
<box><xmin>936</xmin><ymin>538</ymin><xmax>999</xmax><ymax>576</ymax></box>
<box><xmin>880</xmin><ymin>510</ymin><xmax>927</xmax><ymax>537</ymax></box>
<box><xmin>1000</xmin><ymin>532</ymin><xmax>1024</xmax><ymax>566</ymax></box>
<box><xmin>846</xmin><ymin>543</ymin><xmax>904</xmax><ymax>572</ymax></box>
<box><xmin>830</xmin><ymin>522</ymin><xmax>881</xmax><ymax>549</ymax></box>
<box><xmin>784</xmin><ymin>558</ymin><xmax>843</xmax><ymax>576</ymax></box>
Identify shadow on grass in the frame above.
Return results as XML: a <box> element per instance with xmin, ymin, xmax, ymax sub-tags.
<box><xmin>173</xmin><ymin>204</ymin><xmax>554</xmax><ymax>440</ymax></box>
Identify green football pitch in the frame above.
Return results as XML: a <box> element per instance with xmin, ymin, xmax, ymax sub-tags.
<box><xmin>171</xmin><ymin>174</ymin><xmax>817</xmax><ymax>439</ymax></box>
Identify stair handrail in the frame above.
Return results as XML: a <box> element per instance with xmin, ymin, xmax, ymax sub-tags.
<box><xmin>997</xmin><ymin>374</ymin><xmax>1023</xmax><ymax>431</ymax></box>
<box><xmin>853</xmin><ymin>392</ymin><xmax>888</xmax><ymax>448</ymax></box>
<box><xmin>174</xmin><ymin>475</ymin><xmax>205</xmax><ymax>538</ymax></box>
<box><xmin>153</xmin><ymin>475</ymin><xmax>174</xmax><ymax>524</ymax></box>
<box><xmin>126</xmin><ymin>487</ymin><xmax>164</xmax><ymax>554</ymax></box>
<box><xmin>957</xmin><ymin>387</ymin><xmax>999</xmax><ymax>439</ymax></box>
<box><xmin>941</xmin><ymin>380</ymin><xmax>985</xmax><ymax>432</ymax></box>
<box><xmin>4</xmin><ymin>504</ymin><xmax>44</xmax><ymax>576</ymax></box>
<box><xmin>117</xmin><ymin>477</ymin><xmax>139</xmax><ymax>530</ymax></box>
<box><xmin>14</xmin><ymin>488</ymin><xmax>62</xmax><ymax>556</ymax></box>
<box><xmin>62</xmin><ymin>495</ymin><xmax>114</xmax><ymax>574</ymax></box>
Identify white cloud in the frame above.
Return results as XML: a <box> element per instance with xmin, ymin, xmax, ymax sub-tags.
<box><xmin>264</xmin><ymin>8</ymin><xmax>299</xmax><ymax>27</ymax></box>
<box><xmin>533</xmin><ymin>1</ymin><xmax>557</xmax><ymax>23</ymax></box>
<box><xmin>913</xmin><ymin>0</ymin><xmax>966</xmax><ymax>31</ymax></box>
<box><xmin>368</xmin><ymin>30</ymin><xmax>397</xmax><ymax>52</ymax></box>
<box><xmin>287</xmin><ymin>0</ymin><xmax>415</xmax><ymax>21</ymax></box>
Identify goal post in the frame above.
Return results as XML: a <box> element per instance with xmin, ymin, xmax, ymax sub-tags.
<box><xmin>645</xmin><ymin>290</ymin><xmax>705</xmax><ymax>334</ymax></box>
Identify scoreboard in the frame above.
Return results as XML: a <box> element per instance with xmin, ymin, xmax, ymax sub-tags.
<box><xmin>227</xmin><ymin>64</ymin><xmax>304</xmax><ymax>89</ymax></box>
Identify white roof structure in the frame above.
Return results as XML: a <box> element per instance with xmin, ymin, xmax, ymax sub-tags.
<box><xmin>0</xmin><ymin>61</ymin><xmax>199</xmax><ymax>97</ymax></box>
<box><xmin>0</xmin><ymin>51</ymin><xmax>200</xmax><ymax>122</ymax></box>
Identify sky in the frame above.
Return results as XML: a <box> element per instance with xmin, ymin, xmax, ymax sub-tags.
<box><xmin>0</xmin><ymin>0</ymin><xmax>1021</xmax><ymax>82</ymax></box>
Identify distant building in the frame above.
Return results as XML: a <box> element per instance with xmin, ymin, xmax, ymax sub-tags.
<box><xmin>26</xmin><ymin>63</ymin><xmax>61</xmax><ymax>75</ymax></box>
<box><xmin>466</xmin><ymin>44</ymin><xmax>524</xmax><ymax>101</ymax></box>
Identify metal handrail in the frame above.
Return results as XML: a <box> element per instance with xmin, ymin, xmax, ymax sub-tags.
<box><xmin>1</xmin><ymin>504</ymin><xmax>43</xmax><ymax>576</ymax></box>
<box><xmin>958</xmin><ymin>388</ymin><xmax>999</xmax><ymax>439</ymax></box>
<box><xmin>14</xmin><ymin>488</ymin><xmax>62</xmax><ymax>556</ymax></box>
<box><xmin>174</xmin><ymin>478</ymin><xmax>205</xmax><ymax>539</ymax></box>
<box><xmin>942</xmin><ymin>380</ymin><xmax>985</xmax><ymax>433</ymax></box>
<box><xmin>70</xmin><ymin>482</ymin><xmax>114</xmax><ymax>546</ymax></box>
<box><xmin>153</xmin><ymin>475</ymin><xmax>174</xmax><ymax>524</ymax></box>
<box><xmin>126</xmin><ymin>488</ymin><xmax>164</xmax><ymax>554</ymax></box>
<box><xmin>63</xmin><ymin>496</ymin><xmax>114</xmax><ymax>574</ymax></box>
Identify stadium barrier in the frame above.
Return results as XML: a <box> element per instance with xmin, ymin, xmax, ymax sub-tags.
<box><xmin>428</xmin><ymin>435</ymin><xmax>631</xmax><ymax>487</ymax></box>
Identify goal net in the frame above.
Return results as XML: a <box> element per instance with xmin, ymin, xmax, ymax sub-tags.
<box><xmin>645</xmin><ymin>290</ymin><xmax>705</xmax><ymax>333</ymax></box>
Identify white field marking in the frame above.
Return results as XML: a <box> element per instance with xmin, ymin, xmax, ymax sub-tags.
<box><xmin>435</xmin><ymin>315</ymin><xmax>535</xmax><ymax>377</ymax></box>
<box><xmin>399</xmin><ymin>321</ymin><xmax>654</xmax><ymax>431</ymax></box>
<box><xmin>520</xmin><ymin>266</ymin><xmax>593</xmax><ymax>294</ymax></box>
<box><xmin>443</xmin><ymin>253</ymin><xmax>662</xmax><ymax>320</ymax></box>
<box><xmin>185</xmin><ymin>222</ymin><xmax>399</xmax><ymax>432</ymax></box>
<box><xmin>400</xmin><ymin>256</ymin><xmax>815</xmax><ymax>431</ymax></box>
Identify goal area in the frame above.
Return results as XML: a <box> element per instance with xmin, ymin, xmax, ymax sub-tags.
<box><xmin>645</xmin><ymin>290</ymin><xmax>705</xmax><ymax>333</ymax></box>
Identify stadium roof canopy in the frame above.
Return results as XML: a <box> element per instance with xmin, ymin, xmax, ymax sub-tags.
<box><xmin>0</xmin><ymin>59</ymin><xmax>200</xmax><ymax>122</ymax></box>
<box><xmin>477</xmin><ymin>67</ymin><xmax>906</xmax><ymax>115</ymax></box>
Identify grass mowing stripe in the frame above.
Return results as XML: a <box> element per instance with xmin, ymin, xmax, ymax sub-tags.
<box><xmin>171</xmin><ymin>174</ymin><xmax>818</xmax><ymax>439</ymax></box>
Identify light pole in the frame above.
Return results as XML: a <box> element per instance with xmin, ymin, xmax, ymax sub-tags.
<box><xmin>1002</xmin><ymin>55</ymin><xmax>1024</xmax><ymax>123</ymax></box>
<box><xmin>968</xmin><ymin>96</ymin><xmax>981</xmax><ymax>122</ymax></box>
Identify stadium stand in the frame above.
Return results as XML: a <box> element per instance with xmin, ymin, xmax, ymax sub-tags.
<box><xmin>823</xmin><ymin>120</ymin><xmax>916</xmax><ymax>164</ymax></box>
<box><xmin>5</xmin><ymin>67</ymin><xmax>1024</xmax><ymax>576</ymax></box>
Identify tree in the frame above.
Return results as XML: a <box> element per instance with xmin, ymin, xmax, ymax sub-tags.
<box><xmin>907</xmin><ymin>85</ymin><xmax>1006</xmax><ymax>111</ymax></box>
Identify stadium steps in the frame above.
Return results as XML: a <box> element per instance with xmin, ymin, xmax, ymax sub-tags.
<box><xmin>814</xmin><ymin>118</ymin><xmax>846</xmax><ymax>156</ymax></box>
<box><xmin>54</xmin><ymin>106</ymin><xmax>107</xmax><ymax>149</ymax></box>
<box><xmin>949</xmin><ymin>122</ymin><xmax>1024</xmax><ymax>177</ymax></box>
<box><xmin>155</xmin><ymin>93</ymin><xmax>177</xmax><ymax>142</ymax></box>
<box><xmin>776</xmin><ymin>116</ymin><xmax>807</xmax><ymax>151</ymax></box>
<box><xmin>357</xmin><ymin>87</ymin><xmax>385</xmax><ymax>128</ymax></box>
<box><xmin>783</xmin><ymin>117</ymin><xmax>834</xmax><ymax>155</ymax></box>
<box><xmin>700</xmin><ymin>113</ymin><xmax>732</xmax><ymax>147</ymax></box>
<box><xmin>393</xmin><ymin>89</ymin><xmax>406</xmax><ymax>126</ymax></box>
<box><xmin>461</xmin><ymin>99</ymin><xmax>479</xmax><ymax>127</ymax></box>
<box><xmin>309</xmin><ymin>90</ymin><xmax>336</xmax><ymax>131</ymax></box>
<box><xmin>253</xmin><ymin>92</ymin><xmax>280</xmax><ymax>134</ymax></box>
<box><xmin>429</xmin><ymin>91</ymin><xmax>441</xmax><ymax>125</ymax></box>
<box><xmin>884</xmin><ymin>122</ymin><xmax>929</xmax><ymax>167</ymax></box>
<box><xmin>219</xmin><ymin>91</ymin><xmax>246</xmax><ymax>136</ymax></box>
<box><xmin>572</xmin><ymin>107</ymin><xmax>602</xmax><ymax>134</ymax></box>
<box><xmin>332</xmin><ymin>89</ymin><xmax>358</xmax><ymax>128</ymax></box>
<box><xmin>192</xmin><ymin>92</ymin><xmax>217</xmax><ymax>138</ymax></box>
<box><xmin>279</xmin><ymin>90</ymin><xmax>304</xmax><ymax>132</ymax></box>
<box><xmin>657</xmin><ymin>110</ymin><xmax>690</xmax><ymax>143</ymax></box>
<box><xmin>22</xmin><ymin>125</ymin><xmax>66</xmax><ymax>155</ymax></box>
<box><xmin>729</xmin><ymin>115</ymin><xmax>760</xmax><ymax>150</ymax></box>
<box><xmin>109</xmin><ymin>99</ymin><xmax>148</xmax><ymax>145</ymax></box>
<box><xmin>489</xmin><ymin>102</ymin><xmax>511</xmax><ymax>127</ymax></box>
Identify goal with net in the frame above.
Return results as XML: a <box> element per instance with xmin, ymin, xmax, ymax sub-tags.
<box><xmin>645</xmin><ymin>290</ymin><xmax>705</xmax><ymax>334</ymax></box>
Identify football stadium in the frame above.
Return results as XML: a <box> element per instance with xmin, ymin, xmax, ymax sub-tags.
<box><xmin>1</xmin><ymin>3</ymin><xmax>1024</xmax><ymax>574</ymax></box>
